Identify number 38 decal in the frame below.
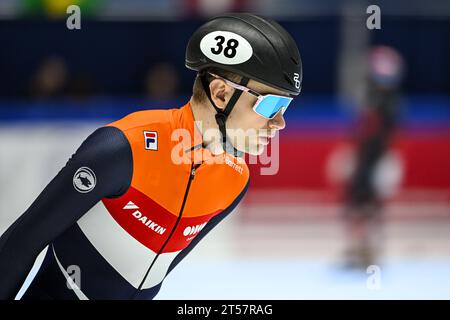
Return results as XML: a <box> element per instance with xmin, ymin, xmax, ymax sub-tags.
<box><xmin>200</xmin><ymin>31</ymin><xmax>253</xmax><ymax>65</ymax></box>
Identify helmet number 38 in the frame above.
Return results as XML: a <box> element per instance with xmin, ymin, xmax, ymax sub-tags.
<box><xmin>210</xmin><ymin>36</ymin><xmax>239</xmax><ymax>58</ymax></box>
<box><xmin>200</xmin><ymin>31</ymin><xmax>253</xmax><ymax>65</ymax></box>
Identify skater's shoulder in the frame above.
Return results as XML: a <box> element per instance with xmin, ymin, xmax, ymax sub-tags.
<box><xmin>106</xmin><ymin>108</ymin><xmax>177</xmax><ymax>132</ymax></box>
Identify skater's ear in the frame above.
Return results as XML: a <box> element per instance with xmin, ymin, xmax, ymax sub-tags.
<box><xmin>209</xmin><ymin>78</ymin><xmax>234</xmax><ymax>111</ymax></box>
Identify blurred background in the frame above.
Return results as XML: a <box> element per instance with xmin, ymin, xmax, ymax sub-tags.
<box><xmin>1</xmin><ymin>0</ymin><xmax>449</xmax><ymax>299</ymax></box>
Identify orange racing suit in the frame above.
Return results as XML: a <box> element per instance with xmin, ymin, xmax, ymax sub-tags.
<box><xmin>0</xmin><ymin>102</ymin><xmax>250</xmax><ymax>299</ymax></box>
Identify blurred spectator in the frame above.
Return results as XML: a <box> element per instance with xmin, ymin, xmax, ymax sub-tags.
<box><xmin>143</xmin><ymin>62</ymin><xmax>180</xmax><ymax>101</ymax></box>
<box><xmin>342</xmin><ymin>45</ymin><xmax>405</xmax><ymax>269</ymax></box>
<box><xmin>28</xmin><ymin>56</ymin><xmax>69</xmax><ymax>99</ymax></box>
<box><xmin>66</xmin><ymin>73</ymin><xmax>97</xmax><ymax>100</ymax></box>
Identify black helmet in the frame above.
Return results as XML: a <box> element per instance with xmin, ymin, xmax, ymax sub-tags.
<box><xmin>186</xmin><ymin>13</ymin><xmax>302</xmax><ymax>95</ymax></box>
<box><xmin>185</xmin><ymin>13</ymin><xmax>302</xmax><ymax>157</ymax></box>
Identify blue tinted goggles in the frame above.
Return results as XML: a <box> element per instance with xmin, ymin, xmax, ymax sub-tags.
<box><xmin>209</xmin><ymin>73</ymin><xmax>293</xmax><ymax>119</ymax></box>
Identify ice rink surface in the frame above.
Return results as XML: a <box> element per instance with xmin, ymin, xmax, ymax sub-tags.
<box><xmin>155</xmin><ymin>212</ymin><xmax>450</xmax><ymax>300</ymax></box>
<box><xmin>157</xmin><ymin>258</ymin><xmax>450</xmax><ymax>300</ymax></box>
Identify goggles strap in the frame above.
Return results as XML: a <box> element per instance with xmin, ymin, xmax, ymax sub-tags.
<box><xmin>199</xmin><ymin>71</ymin><xmax>249</xmax><ymax>157</ymax></box>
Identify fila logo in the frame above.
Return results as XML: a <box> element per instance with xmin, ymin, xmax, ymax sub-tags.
<box><xmin>183</xmin><ymin>222</ymin><xmax>207</xmax><ymax>237</ymax></box>
<box><xmin>144</xmin><ymin>131</ymin><xmax>158</xmax><ymax>150</ymax></box>
<box><xmin>123</xmin><ymin>201</ymin><xmax>166</xmax><ymax>235</ymax></box>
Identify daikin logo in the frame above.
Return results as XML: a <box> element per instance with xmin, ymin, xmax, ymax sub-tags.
<box><xmin>123</xmin><ymin>201</ymin><xmax>139</xmax><ymax>210</ymax></box>
<box><xmin>123</xmin><ymin>201</ymin><xmax>166</xmax><ymax>235</ymax></box>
